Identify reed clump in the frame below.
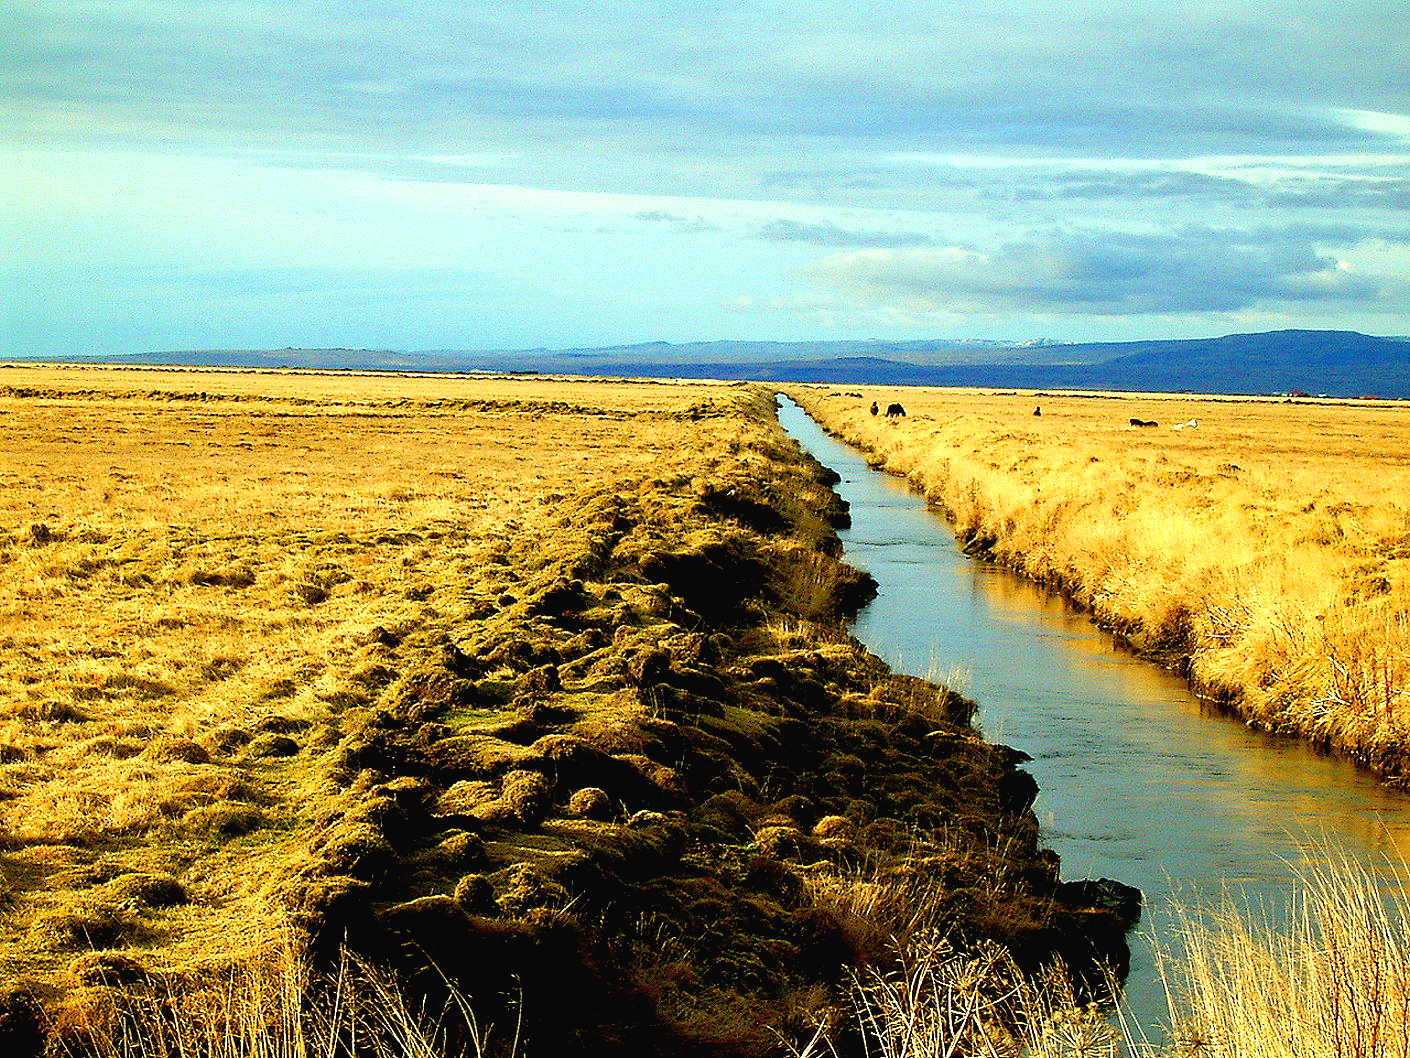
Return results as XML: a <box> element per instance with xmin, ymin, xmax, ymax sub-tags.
<box><xmin>1152</xmin><ymin>855</ymin><xmax>1410</xmax><ymax>1058</ymax></box>
<box><xmin>793</xmin><ymin>387</ymin><xmax>1410</xmax><ymax>784</ymax></box>
<box><xmin>790</xmin><ymin>939</ymin><xmax>1117</xmax><ymax>1058</ymax></box>
<box><xmin>791</xmin><ymin>853</ymin><xmax>1410</xmax><ymax>1058</ymax></box>
<box><xmin>44</xmin><ymin>943</ymin><xmax>510</xmax><ymax>1058</ymax></box>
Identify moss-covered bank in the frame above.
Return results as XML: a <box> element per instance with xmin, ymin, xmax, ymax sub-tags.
<box><xmin>19</xmin><ymin>388</ymin><xmax>1135</xmax><ymax>1056</ymax></box>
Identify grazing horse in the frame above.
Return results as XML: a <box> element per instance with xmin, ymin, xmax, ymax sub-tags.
<box><xmin>885</xmin><ymin>402</ymin><xmax>906</xmax><ymax>417</ymax></box>
<box><xmin>1172</xmin><ymin>418</ymin><xmax>1199</xmax><ymax>430</ymax></box>
<box><xmin>870</xmin><ymin>401</ymin><xmax>879</xmax><ymax>416</ymax></box>
<box><xmin>1129</xmin><ymin>418</ymin><xmax>1159</xmax><ymax>427</ymax></box>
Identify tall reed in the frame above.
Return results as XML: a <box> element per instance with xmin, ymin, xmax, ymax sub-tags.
<box><xmin>55</xmin><ymin>945</ymin><xmax>516</xmax><ymax>1058</ymax></box>
<box><xmin>1153</xmin><ymin>855</ymin><xmax>1410</xmax><ymax>1057</ymax></box>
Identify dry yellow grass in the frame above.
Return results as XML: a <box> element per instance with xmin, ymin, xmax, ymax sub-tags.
<box><xmin>792</xmin><ymin>851</ymin><xmax>1410</xmax><ymax>1058</ymax></box>
<box><xmin>0</xmin><ymin>366</ymin><xmax>1143</xmax><ymax>1056</ymax></box>
<box><xmin>1152</xmin><ymin>853</ymin><xmax>1410</xmax><ymax>1058</ymax></box>
<box><xmin>791</xmin><ymin>386</ymin><xmax>1410</xmax><ymax>781</ymax></box>
<box><xmin>0</xmin><ymin>363</ymin><xmax>745</xmax><ymax>994</ymax></box>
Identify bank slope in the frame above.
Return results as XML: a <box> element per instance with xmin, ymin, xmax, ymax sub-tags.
<box><xmin>790</xmin><ymin>385</ymin><xmax>1410</xmax><ymax>789</ymax></box>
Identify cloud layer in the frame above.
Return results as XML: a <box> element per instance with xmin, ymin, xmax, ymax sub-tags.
<box><xmin>4</xmin><ymin>2</ymin><xmax>1410</xmax><ymax>353</ymax></box>
<box><xmin>812</xmin><ymin>230</ymin><xmax>1392</xmax><ymax>316</ymax></box>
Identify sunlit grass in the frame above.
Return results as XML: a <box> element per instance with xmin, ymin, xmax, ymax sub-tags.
<box><xmin>0</xmin><ymin>363</ymin><xmax>744</xmax><ymax>993</ymax></box>
<box><xmin>793</xmin><ymin>386</ymin><xmax>1410</xmax><ymax>779</ymax></box>
<box><xmin>1150</xmin><ymin>854</ymin><xmax>1410</xmax><ymax>1058</ymax></box>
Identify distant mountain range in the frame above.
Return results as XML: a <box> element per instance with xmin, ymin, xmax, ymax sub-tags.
<box><xmin>22</xmin><ymin>329</ymin><xmax>1410</xmax><ymax>398</ymax></box>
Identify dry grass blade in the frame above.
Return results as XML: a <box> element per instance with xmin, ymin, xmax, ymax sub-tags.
<box><xmin>52</xmin><ymin>944</ymin><xmax>515</xmax><ymax>1058</ymax></box>
<box><xmin>1154</xmin><ymin>852</ymin><xmax>1410</xmax><ymax>1058</ymax></box>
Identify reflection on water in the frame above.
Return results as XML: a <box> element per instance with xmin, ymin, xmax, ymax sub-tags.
<box><xmin>776</xmin><ymin>396</ymin><xmax>1410</xmax><ymax>1037</ymax></box>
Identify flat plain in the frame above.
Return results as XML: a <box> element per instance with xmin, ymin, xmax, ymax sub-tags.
<box><xmin>0</xmin><ymin>365</ymin><xmax>737</xmax><ymax>989</ymax></box>
<box><xmin>5</xmin><ymin>366</ymin><xmax>1408</xmax><ymax>1056</ymax></box>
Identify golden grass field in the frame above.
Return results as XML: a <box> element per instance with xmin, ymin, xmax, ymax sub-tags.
<box><xmin>3</xmin><ymin>364</ymin><xmax>1407</xmax><ymax>1056</ymax></box>
<box><xmin>791</xmin><ymin>385</ymin><xmax>1410</xmax><ymax>783</ymax></box>
<box><xmin>0</xmin><ymin>364</ymin><xmax>744</xmax><ymax>996</ymax></box>
<box><xmin>2</xmin><ymin>364</ymin><xmax>1129</xmax><ymax>1057</ymax></box>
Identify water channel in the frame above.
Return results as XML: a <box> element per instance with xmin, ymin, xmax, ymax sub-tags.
<box><xmin>776</xmin><ymin>394</ymin><xmax>1410</xmax><ymax>1037</ymax></box>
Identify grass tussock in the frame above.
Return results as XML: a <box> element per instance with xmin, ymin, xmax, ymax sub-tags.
<box><xmin>786</xmin><ymin>857</ymin><xmax>1125</xmax><ymax>1058</ymax></box>
<box><xmin>792</xmin><ymin>387</ymin><xmax>1410</xmax><ymax>781</ymax></box>
<box><xmin>791</xmin><ymin>939</ymin><xmax>1116</xmax><ymax>1058</ymax></box>
<box><xmin>1153</xmin><ymin>855</ymin><xmax>1410</xmax><ymax>1058</ymax></box>
<box><xmin>48</xmin><ymin>944</ymin><xmax>513</xmax><ymax>1058</ymax></box>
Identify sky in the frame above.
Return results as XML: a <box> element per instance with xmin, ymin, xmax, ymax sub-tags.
<box><xmin>3</xmin><ymin>1</ymin><xmax>1409</xmax><ymax>357</ymax></box>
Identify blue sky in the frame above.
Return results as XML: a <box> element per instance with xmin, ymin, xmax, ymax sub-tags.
<box><xmin>3</xmin><ymin>1</ymin><xmax>1409</xmax><ymax>356</ymax></box>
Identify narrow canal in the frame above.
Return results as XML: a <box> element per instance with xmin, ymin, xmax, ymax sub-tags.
<box><xmin>776</xmin><ymin>394</ymin><xmax>1410</xmax><ymax>1037</ymax></box>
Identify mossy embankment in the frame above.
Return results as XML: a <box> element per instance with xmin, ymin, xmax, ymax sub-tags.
<box><xmin>3</xmin><ymin>381</ymin><xmax>1135</xmax><ymax>1056</ymax></box>
<box><xmin>788</xmin><ymin>386</ymin><xmax>1410</xmax><ymax>788</ymax></box>
<box><xmin>257</xmin><ymin>390</ymin><xmax>1134</xmax><ymax>1056</ymax></box>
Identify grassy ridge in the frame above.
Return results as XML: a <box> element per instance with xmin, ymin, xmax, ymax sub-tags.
<box><xmin>791</xmin><ymin>386</ymin><xmax>1410</xmax><ymax>785</ymax></box>
<box><xmin>0</xmin><ymin>368</ymin><xmax>1134</xmax><ymax>1055</ymax></box>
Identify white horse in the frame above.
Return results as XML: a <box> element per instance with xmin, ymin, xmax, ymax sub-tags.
<box><xmin>1172</xmin><ymin>418</ymin><xmax>1199</xmax><ymax>430</ymax></box>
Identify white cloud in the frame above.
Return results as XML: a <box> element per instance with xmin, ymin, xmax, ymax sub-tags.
<box><xmin>1334</xmin><ymin>109</ymin><xmax>1410</xmax><ymax>142</ymax></box>
<box><xmin>6</xmin><ymin>1</ymin><xmax>1410</xmax><ymax>351</ymax></box>
<box><xmin>810</xmin><ymin>230</ymin><xmax>1392</xmax><ymax>316</ymax></box>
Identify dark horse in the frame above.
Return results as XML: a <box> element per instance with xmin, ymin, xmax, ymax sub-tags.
<box><xmin>869</xmin><ymin>401</ymin><xmax>879</xmax><ymax>416</ymax></box>
<box><xmin>885</xmin><ymin>403</ymin><xmax>906</xmax><ymax>417</ymax></box>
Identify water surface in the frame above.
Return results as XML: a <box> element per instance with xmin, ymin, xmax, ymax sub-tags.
<box><xmin>776</xmin><ymin>395</ymin><xmax>1410</xmax><ymax>1037</ymax></box>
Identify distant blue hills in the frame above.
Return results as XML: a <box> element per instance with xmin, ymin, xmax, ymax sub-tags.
<box><xmin>25</xmin><ymin>329</ymin><xmax>1410</xmax><ymax>398</ymax></box>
